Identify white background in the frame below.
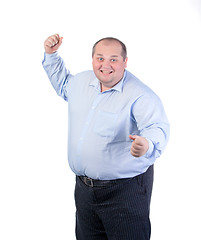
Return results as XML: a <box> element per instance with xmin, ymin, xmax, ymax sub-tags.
<box><xmin>0</xmin><ymin>0</ymin><xmax>201</xmax><ymax>239</ymax></box>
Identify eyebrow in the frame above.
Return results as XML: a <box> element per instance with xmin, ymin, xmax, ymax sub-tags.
<box><xmin>96</xmin><ymin>54</ymin><xmax>119</xmax><ymax>58</ymax></box>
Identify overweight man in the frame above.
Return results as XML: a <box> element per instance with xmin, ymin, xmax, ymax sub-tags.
<box><xmin>42</xmin><ymin>34</ymin><xmax>170</xmax><ymax>240</ymax></box>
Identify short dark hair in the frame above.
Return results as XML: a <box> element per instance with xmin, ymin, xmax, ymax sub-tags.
<box><xmin>92</xmin><ymin>37</ymin><xmax>127</xmax><ymax>61</ymax></box>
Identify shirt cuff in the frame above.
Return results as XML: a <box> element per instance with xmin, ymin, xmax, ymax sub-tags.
<box><xmin>144</xmin><ymin>138</ymin><xmax>154</xmax><ymax>158</ymax></box>
<box><xmin>43</xmin><ymin>52</ymin><xmax>59</xmax><ymax>63</ymax></box>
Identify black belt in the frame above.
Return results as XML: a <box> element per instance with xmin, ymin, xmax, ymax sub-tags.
<box><xmin>78</xmin><ymin>176</ymin><xmax>132</xmax><ymax>187</ymax></box>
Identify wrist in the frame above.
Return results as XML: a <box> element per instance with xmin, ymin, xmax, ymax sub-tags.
<box><xmin>144</xmin><ymin>138</ymin><xmax>154</xmax><ymax>157</ymax></box>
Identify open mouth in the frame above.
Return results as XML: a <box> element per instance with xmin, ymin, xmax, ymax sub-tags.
<box><xmin>100</xmin><ymin>70</ymin><xmax>113</xmax><ymax>74</ymax></box>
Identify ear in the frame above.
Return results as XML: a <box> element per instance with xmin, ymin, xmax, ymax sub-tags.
<box><xmin>124</xmin><ymin>57</ymin><xmax>128</xmax><ymax>68</ymax></box>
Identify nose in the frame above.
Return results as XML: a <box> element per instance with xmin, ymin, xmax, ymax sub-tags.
<box><xmin>101</xmin><ymin>59</ymin><xmax>111</xmax><ymax>69</ymax></box>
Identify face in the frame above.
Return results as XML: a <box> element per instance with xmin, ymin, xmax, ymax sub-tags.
<box><xmin>92</xmin><ymin>40</ymin><xmax>128</xmax><ymax>91</ymax></box>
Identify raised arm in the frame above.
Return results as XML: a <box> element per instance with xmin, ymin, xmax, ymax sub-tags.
<box><xmin>42</xmin><ymin>34</ymin><xmax>72</xmax><ymax>101</ymax></box>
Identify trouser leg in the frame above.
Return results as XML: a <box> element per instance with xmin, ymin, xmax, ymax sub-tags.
<box><xmin>75</xmin><ymin>176</ymin><xmax>108</xmax><ymax>240</ymax></box>
<box><xmin>95</xmin><ymin>166</ymin><xmax>154</xmax><ymax>240</ymax></box>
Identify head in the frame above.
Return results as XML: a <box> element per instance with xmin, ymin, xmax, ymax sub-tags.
<box><xmin>92</xmin><ymin>37</ymin><xmax>128</xmax><ymax>91</ymax></box>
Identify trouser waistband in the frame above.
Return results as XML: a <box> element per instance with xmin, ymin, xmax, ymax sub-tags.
<box><xmin>78</xmin><ymin>175</ymin><xmax>132</xmax><ymax>187</ymax></box>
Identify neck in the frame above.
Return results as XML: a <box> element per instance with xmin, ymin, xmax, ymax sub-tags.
<box><xmin>101</xmin><ymin>84</ymin><xmax>111</xmax><ymax>92</ymax></box>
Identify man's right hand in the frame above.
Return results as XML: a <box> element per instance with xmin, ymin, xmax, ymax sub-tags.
<box><xmin>44</xmin><ymin>34</ymin><xmax>63</xmax><ymax>54</ymax></box>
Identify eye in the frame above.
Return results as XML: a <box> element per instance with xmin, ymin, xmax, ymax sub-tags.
<box><xmin>111</xmin><ymin>59</ymin><xmax>117</xmax><ymax>62</ymax></box>
<box><xmin>98</xmin><ymin>57</ymin><xmax>104</xmax><ymax>61</ymax></box>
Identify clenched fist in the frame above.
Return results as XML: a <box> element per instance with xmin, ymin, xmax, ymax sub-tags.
<box><xmin>129</xmin><ymin>135</ymin><xmax>149</xmax><ymax>157</ymax></box>
<box><xmin>44</xmin><ymin>34</ymin><xmax>63</xmax><ymax>54</ymax></box>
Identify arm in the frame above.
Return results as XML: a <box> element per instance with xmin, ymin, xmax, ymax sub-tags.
<box><xmin>130</xmin><ymin>93</ymin><xmax>170</xmax><ymax>160</ymax></box>
<box><xmin>42</xmin><ymin>34</ymin><xmax>72</xmax><ymax>101</ymax></box>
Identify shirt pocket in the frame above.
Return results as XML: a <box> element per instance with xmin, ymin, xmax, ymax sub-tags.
<box><xmin>94</xmin><ymin>110</ymin><xmax>118</xmax><ymax>137</ymax></box>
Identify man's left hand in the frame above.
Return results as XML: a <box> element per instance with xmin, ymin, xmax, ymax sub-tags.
<box><xmin>129</xmin><ymin>135</ymin><xmax>149</xmax><ymax>157</ymax></box>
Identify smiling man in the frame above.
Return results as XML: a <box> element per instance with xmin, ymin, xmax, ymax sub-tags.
<box><xmin>92</xmin><ymin>39</ymin><xmax>128</xmax><ymax>92</ymax></box>
<box><xmin>42</xmin><ymin>34</ymin><xmax>170</xmax><ymax>240</ymax></box>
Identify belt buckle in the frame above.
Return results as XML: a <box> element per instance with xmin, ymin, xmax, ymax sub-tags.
<box><xmin>84</xmin><ymin>177</ymin><xmax>94</xmax><ymax>187</ymax></box>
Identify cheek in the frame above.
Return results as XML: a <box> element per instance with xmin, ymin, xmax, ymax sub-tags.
<box><xmin>92</xmin><ymin>61</ymin><xmax>100</xmax><ymax>71</ymax></box>
<box><xmin>115</xmin><ymin>65</ymin><xmax>125</xmax><ymax>74</ymax></box>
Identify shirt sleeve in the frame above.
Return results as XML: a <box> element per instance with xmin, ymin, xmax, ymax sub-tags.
<box><xmin>131</xmin><ymin>92</ymin><xmax>170</xmax><ymax>161</ymax></box>
<box><xmin>42</xmin><ymin>52</ymin><xmax>73</xmax><ymax>101</ymax></box>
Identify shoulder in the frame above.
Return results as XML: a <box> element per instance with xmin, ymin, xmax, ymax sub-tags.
<box><xmin>68</xmin><ymin>70</ymin><xmax>96</xmax><ymax>87</ymax></box>
<box><xmin>124</xmin><ymin>70</ymin><xmax>159</xmax><ymax>100</ymax></box>
<box><xmin>74</xmin><ymin>70</ymin><xmax>95</xmax><ymax>80</ymax></box>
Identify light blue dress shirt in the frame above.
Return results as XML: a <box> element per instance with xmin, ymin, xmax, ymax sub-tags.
<box><xmin>42</xmin><ymin>52</ymin><xmax>170</xmax><ymax>180</ymax></box>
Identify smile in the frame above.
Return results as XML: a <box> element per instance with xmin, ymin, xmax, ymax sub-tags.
<box><xmin>100</xmin><ymin>70</ymin><xmax>113</xmax><ymax>74</ymax></box>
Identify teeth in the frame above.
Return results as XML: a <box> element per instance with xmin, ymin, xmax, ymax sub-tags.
<box><xmin>100</xmin><ymin>70</ymin><xmax>113</xmax><ymax>74</ymax></box>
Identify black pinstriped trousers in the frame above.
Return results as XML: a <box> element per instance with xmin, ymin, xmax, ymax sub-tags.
<box><xmin>75</xmin><ymin>165</ymin><xmax>154</xmax><ymax>240</ymax></box>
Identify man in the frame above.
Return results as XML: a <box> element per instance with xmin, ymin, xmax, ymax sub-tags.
<box><xmin>42</xmin><ymin>34</ymin><xmax>169</xmax><ymax>240</ymax></box>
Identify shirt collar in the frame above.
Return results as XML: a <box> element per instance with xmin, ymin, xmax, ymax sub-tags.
<box><xmin>89</xmin><ymin>70</ymin><xmax>127</xmax><ymax>93</ymax></box>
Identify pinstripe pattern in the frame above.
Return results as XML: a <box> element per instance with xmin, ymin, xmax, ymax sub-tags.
<box><xmin>75</xmin><ymin>165</ymin><xmax>153</xmax><ymax>240</ymax></box>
